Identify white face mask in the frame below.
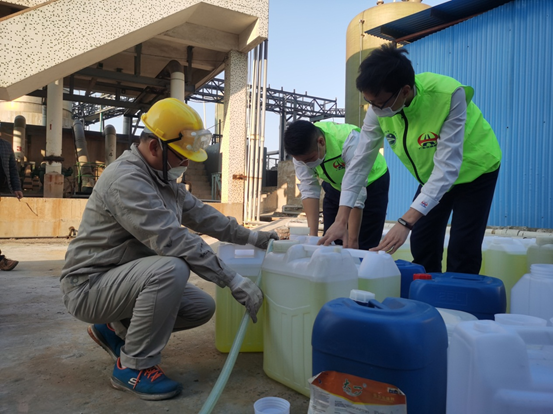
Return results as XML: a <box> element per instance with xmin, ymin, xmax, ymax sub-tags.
<box><xmin>372</xmin><ymin>91</ymin><xmax>406</xmax><ymax>118</ymax></box>
<box><xmin>167</xmin><ymin>165</ymin><xmax>187</xmax><ymax>180</ymax></box>
<box><xmin>305</xmin><ymin>157</ymin><xmax>324</xmax><ymax>169</ymax></box>
<box><xmin>157</xmin><ymin>138</ymin><xmax>188</xmax><ymax>180</ymax></box>
<box><xmin>303</xmin><ymin>145</ymin><xmax>325</xmax><ymax>169</ymax></box>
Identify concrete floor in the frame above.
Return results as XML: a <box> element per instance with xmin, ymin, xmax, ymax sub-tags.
<box><xmin>0</xmin><ymin>231</ymin><xmax>310</xmax><ymax>413</ymax></box>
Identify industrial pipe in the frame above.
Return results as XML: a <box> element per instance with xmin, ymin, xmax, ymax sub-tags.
<box><xmin>104</xmin><ymin>125</ymin><xmax>117</xmax><ymax>166</ymax></box>
<box><xmin>13</xmin><ymin>115</ymin><xmax>26</xmax><ymax>165</ymax></box>
<box><xmin>167</xmin><ymin>60</ymin><xmax>185</xmax><ymax>101</ymax></box>
<box><xmin>256</xmin><ymin>40</ymin><xmax>269</xmax><ymax>221</ymax></box>
<box><xmin>44</xmin><ymin>79</ymin><xmax>64</xmax><ymax>198</ymax></box>
<box><xmin>73</xmin><ymin>119</ymin><xmax>95</xmax><ymax>193</ymax></box>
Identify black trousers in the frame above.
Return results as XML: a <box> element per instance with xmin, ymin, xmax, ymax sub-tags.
<box><xmin>322</xmin><ymin>169</ymin><xmax>389</xmax><ymax>250</ymax></box>
<box><xmin>410</xmin><ymin>168</ymin><xmax>500</xmax><ymax>274</ymax></box>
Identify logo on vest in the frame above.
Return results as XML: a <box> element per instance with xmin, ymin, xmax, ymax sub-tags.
<box><xmin>385</xmin><ymin>133</ymin><xmax>397</xmax><ymax>147</ymax></box>
<box><xmin>333</xmin><ymin>160</ymin><xmax>345</xmax><ymax>170</ymax></box>
<box><xmin>417</xmin><ymin>132</ymin><xmax>439</xmax><ymax>149</ymax></box>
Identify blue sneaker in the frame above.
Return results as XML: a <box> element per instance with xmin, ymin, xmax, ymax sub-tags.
<box><xmin>110</xmin><ymin>358</ymin><xmax>182</xmax><ymax>400</ymax></box>
<box><xmin>87</xmin><ymin>324</ymin><xmax>124</xmax><ymax>361</ymax></box>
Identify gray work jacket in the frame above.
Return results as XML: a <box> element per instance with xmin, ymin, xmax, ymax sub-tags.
<box><xmin>60</xmin><ymin>145</ymin><xmax>250</xmax><ymax>294</ymax></box>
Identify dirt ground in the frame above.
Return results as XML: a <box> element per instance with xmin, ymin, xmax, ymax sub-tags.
<box><xmin>0</xmin><ymin>225</ymin><xmax>310</xmax><ymax>413</ymax></box>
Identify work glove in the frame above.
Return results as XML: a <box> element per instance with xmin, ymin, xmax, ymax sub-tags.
<box><xmin>248</xmin><ymin>230</ymin><xmax>279</xmax><ymax>250</ymax></box>
<box><xmin>228</xmin><ymin>273</ymin><xmax>264</xmax><ymax>323</ymax></box>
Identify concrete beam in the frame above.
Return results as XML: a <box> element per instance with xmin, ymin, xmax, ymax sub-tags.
<box><xmin>159</xmin><ymin>22</ymin><xmax>239</xmax><ymax>53</ymax></box>
<box><xmin>0</xmin><ymin>0</ymin><xmax>46</xmax><ymax>8</ymax></box>
<box><xmin>0</xmin><ymin>0</ymin><xmax>269</xmax><ymax>100</ymax></box>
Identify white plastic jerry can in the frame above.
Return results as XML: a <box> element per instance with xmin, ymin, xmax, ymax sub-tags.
<box><xmin>261</xmin><ymin>242</ymin><xmax>358</xmax><ymax>397</ymax></box>
<box><xmin>447</xmin><ymin>319</ymin><xmax>553</xmax><ymax>414</ymax></box>
<box><xmin>511</xmin><ymin>264</ymin><xmax>553</xmax><ymax>321</ymax></box>
<box><xmin>346</xmin><ymin>249</ymin><xmax>401</xmax><ymax>301</ymax></box>
<box><xmin>483</xmin><ymin>236</ymin><xmax>528</xmax><ymax>312</ymax></box>
<box><xmin>215</xmin><ymin>243</ymin><xmax>266</xmax><ymax>353</ymax></box>
<box><xmin>527</xmin><ymin>237</ymin><xmax>553</xmax><ymax>269</ymax></box>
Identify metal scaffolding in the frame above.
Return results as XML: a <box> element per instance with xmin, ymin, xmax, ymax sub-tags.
<box><xmin>71</xmin><ymin>78</ymin><xmax>344</xmax><ymax>125</ymax></box>
<box><xmin>70</xmin><ymin>78</ymin><xmax>345</xmax><ymax>161</ymax></box>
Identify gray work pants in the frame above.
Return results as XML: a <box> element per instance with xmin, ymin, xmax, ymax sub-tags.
<box><xmin>63</xmin><ymin>256</ymin><xmax>215</xmax><ymax>370</ymax></box>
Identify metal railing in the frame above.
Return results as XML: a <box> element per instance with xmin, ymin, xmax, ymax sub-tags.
<box><xmin>265</xmin><ymin>150</ymin><xmax>279</xmax><ymax>170</ymax></box>
<box><xmin>211</xmin><ymin>172</ymin><xmax>221</xmax><ymax>201</ymax></box>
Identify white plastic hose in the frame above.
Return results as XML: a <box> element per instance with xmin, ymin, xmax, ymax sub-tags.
<box><xmin>198</xmin><ymin>242</ymin><xmax>272</xmax><ymax>414</ymax></box>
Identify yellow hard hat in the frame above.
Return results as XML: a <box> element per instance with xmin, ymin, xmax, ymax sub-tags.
<box><xmin>141</xmin><ymin>98</ymin><xmax>212</xmax><ymax>162</ymax></box>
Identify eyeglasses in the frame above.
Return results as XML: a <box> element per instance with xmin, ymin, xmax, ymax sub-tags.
<box><xmin>364</xmin><ymin>88</ymin><xmax>401</xmax><ymax>110</ymax></box>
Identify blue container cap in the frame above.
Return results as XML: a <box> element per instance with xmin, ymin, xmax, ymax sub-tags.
<box><xmin>409</xmin><ymin>272</ymin><xmax>506</xmax><ymax>319</ymax></box>
<box><xmin>312</xmin><ymin>297</ymin><xmax>447</xmax><ymax>370</ymax></box>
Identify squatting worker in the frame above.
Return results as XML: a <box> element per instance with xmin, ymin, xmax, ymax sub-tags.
<box><xmin>320</xmin><ymin>44</ymin><xmax>501</xmax><ymax>274</ymax></box>
<box><xmin>284</xmin><ymin>120</ymin><xmax>389</xmax><ymax>249</ymax></box>
<box><xmin>60</xmin><ymin>98</ymin><xmax>278</xmax><ymax>401</ymax></box>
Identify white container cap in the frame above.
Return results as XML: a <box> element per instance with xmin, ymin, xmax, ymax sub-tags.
<box><xmin>495</xmin><ymin>313</ymin><xmax>547</xmax><ymax>327</ymax></box>
<box><xmin>530</xmin><ymin>263</ymin><xmax>553</xmax><ymax>277</ymax></box>
<box><xmin>254</xmin><ymin>397</ymin><xmax>290</xmax><ymax>414</ymax></box>
<box><xmin>350</xmin><ymin>289</ymin><xmax>375</xmax><ymax>303</ymax></box>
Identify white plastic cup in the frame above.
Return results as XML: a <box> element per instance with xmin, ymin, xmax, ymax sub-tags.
<box><xmin>253</xmin><ymin>397</ymin><xmax>290</xmax><ymax>414</ymax></box>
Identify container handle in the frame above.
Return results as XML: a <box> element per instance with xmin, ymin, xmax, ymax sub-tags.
<box><xmin>367</xmin><ymin>299</ymin><xmax>385</xmax><ymax>309</ymax></box>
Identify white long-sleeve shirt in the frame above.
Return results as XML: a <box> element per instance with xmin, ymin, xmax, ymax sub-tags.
<box><xmin>294</xmin><ymin>128</ymin><xmax>368</xmax><ymax>209</ymax></box>
<box><xmin>339</xmin><ymin>87</ymin><xmax>466</xmax><ymax>215</ymax></box>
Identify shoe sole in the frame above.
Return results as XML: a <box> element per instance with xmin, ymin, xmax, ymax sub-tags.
<box><xmin>110</xmin><ymin>377</ymin><xmax>182</xmax><ymax>401</ymax></box>
<box><xmin>1</xmin><ymin>261</ymin><xmax>18</xmax><ymax>271</ymax></box>
<box><xmin>87</xmin><ymin>325</ymin><xmax>118</xmax><ymax>362</ymax></box>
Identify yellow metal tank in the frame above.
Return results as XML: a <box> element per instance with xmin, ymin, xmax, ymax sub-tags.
<box><xmin>345</xmin><ymin>0</ymin><xmax>430</xmax><ymax>126</ymax></box>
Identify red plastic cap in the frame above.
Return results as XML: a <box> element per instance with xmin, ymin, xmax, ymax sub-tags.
<box><xmin>413</xmin><ymin>273</ymin><xmax>432</xmax><ymax>280</ymax></box>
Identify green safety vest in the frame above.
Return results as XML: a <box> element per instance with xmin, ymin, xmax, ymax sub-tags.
<box><xmin>377</xmin><ymin>73</ymin><xmax>501</xmax><ymax>185</ymax></box>
<box><xmin>314</xmin><ymin>122</ymin><xmax>387</xmax><ymax>191</ymax></box>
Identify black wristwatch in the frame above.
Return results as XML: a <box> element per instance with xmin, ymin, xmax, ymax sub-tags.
<box><xmin>397</xmin><ymin>217</ymin><xmax>413</xmax><ymax>230</ymax></box>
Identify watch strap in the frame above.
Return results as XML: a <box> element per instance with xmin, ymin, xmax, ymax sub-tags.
<box><xmin>397</xmin><ymin>217</ymin><xmax>413</xmax><ymax>230</ymax></box>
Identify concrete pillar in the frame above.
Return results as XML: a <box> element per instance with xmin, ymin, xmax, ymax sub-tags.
<box><xmin>104</xmin><ymin>124</ymin><xmax>117</xmax><ymax>166</ymax></box>
<box><xmin>221</xmin><ymin>50</ymin><xmax>248</xmax><ymax>208</ymax></box>
<box><xmin>44</xmin><ymin>78</ymin><xmax>64</xmax><ymax>198</ymax></box>
<box><xmin>13</xmin><ymin>115</ymin><xmax>26</xmax><ymax>165</ymax></box>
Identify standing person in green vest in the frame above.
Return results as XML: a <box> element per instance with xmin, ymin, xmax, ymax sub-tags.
<box><xmin>284</xmin><ymin>120</ymin><xmax>389</xmax><ymax>249</ymax></box>
<box><xmin>320</xmin><ymin>44</ymin><xmax>501</xmax><ymax>274</ymax></box>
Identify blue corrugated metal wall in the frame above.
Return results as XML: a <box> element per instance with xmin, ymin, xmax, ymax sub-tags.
<box><xmin>384</xmin><ymin>0</ymin><xmax>552</xmax><ymax>228</ymax></box>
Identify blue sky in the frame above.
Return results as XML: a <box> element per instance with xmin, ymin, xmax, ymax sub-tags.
<box><xmin>258</xmin><ymin>0</ymin><xmax>449</xmax><ymax>150</ymax></box>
